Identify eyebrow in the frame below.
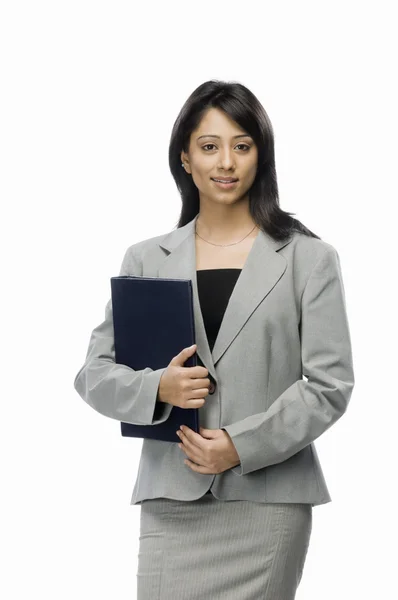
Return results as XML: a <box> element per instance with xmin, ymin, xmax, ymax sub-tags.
<box><xmin>197</xmin><ymin>134</ymin><xmax>252</xmax><ymax>140</ymax></box>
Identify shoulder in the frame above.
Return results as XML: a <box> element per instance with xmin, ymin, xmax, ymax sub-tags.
<box><xmin>287</xmin><ymin>230</ymin><xmax>340</xmax><ymax>269</ymax></box>
<box><xmin>118</xmin><ymin>230</ymin><xmax>171</xmax><ymax>274</ymax></box>
<box><xmin>281</xmin><ymin>231</ymin><xmax>342</xmax><ymax>289</ymax></box>
<box><xmin>124</xmin><ymin>231</ymin><xmax>169</xmax><ymax>259</ymax></box>
<box><xmin>290</xmin><ymin>230</ymin><xmax>338</xmax><ymax>260</ymax></box>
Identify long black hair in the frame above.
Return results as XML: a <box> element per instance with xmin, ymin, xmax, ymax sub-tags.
<box><xmin>168</xmin><ymin>80</ymin><xmax>320</xmax><ymax>241</ymax></box>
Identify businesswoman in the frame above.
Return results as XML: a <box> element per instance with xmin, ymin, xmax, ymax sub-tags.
<box><xmin>74</xmin><ymin>80</ymin><xmax>355</xmax><ymax>599</ymax></box>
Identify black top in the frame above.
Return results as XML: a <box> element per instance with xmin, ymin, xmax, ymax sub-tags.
<box><xmin>196</xmin><ymin>268</ymin><xmax>242</xmax><ymax>351</ymax></box>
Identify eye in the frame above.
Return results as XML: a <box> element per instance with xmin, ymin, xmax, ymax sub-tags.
<box><xmin>202</xmin><ymin>143</ymin><xmax>251</xmax><ymax>151</ymax></box>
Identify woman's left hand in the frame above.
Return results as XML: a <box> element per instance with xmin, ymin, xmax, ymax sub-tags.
<box><xmin>176</xmin><ymin>425</ymin><xmax>241</xmax><ymax>474</ymax></box>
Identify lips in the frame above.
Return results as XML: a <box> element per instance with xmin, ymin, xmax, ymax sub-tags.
<box><xmin>211</xmin><ymin>178</ymin><xmax>238</xmax><ymax>182</ymax></box>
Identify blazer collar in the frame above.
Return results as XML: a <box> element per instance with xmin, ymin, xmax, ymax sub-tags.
<box><xmin>157</xmin><ymin>214</ymin><xmax>293</xmax><ymax>381</ymax></box>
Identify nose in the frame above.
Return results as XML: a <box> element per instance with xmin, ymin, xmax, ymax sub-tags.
<box><xmin>218</xmin><ymin>149</ymin><xmax>235</xmax><ymax>170</ymax></box>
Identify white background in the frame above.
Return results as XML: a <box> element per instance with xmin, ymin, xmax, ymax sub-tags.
<box><xmin>1</xmin><ymin>1</ymin><xmax>397</xmax><ymax>598</ymax></box>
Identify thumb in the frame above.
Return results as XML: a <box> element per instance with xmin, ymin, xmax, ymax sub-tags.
<box><xmin>170</xmin><ymin>344</ymin><xmax>197</xmax><ymax>366</ymax></box>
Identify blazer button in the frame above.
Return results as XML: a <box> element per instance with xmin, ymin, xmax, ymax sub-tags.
<box><xmin>208</xmin><ymin>382</ymin><xmax>216</xmax><ymax>395</ymax></box>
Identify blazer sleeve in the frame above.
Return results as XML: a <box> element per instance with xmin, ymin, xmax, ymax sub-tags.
<box><xmin>222</xmin><ymin>246</ymin><xmax>355</xmax><ymax>476</ymax></box>
<box><xmin>73</xmin><ymin>246</ymin><xmax>173</xmax><ymax>426</ymax></box>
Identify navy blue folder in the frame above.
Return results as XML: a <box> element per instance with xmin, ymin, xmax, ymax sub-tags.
<box><xmin>110</xmin><ymin>275</ymin><xmax>200</xmax><ymax>443</ymax></box>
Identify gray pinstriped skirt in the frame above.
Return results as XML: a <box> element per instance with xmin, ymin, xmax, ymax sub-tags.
<box><xmin>137</xmin><ymin>493</ymin><xmax>312</xmax><ymax>600</ymax></box>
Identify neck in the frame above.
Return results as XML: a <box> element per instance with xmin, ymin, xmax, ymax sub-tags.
<box><xmin>196</xmin><ymin>213</ymin><xmax>258</xmax><ymax>243</ymax></box>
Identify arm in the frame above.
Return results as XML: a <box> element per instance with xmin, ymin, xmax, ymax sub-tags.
<box><xmin>73</xmin><ymin>245</ymin><xmax>173</xmax><ymax>425</ymax></box>
<box><xmin>222</xmin><ymin>246</ymin><xmax>355</xmax><ymax>476</ymax></box>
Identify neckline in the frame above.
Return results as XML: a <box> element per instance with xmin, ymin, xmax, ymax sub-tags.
<box><xmin>197</xmin><ymin>268</ymin><xmax>242</xmax><ymax>271</ymax></box>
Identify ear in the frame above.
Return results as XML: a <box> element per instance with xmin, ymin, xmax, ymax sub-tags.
<box><xmin>180</xmin><ymin>151</ymin><xmax>190</xmax><ymax>173</ymax></box>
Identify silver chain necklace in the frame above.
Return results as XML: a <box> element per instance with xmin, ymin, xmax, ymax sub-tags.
<box><xmin>195</xmin><ymin>223</ymin><xmax>257</xmax><ymax>247</ymax></box>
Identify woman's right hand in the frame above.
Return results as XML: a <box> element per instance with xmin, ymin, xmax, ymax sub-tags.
<box><xmin>157</xmin><ymin>344</ymin><xmax>210</xmax><ymax>408</ymax></box>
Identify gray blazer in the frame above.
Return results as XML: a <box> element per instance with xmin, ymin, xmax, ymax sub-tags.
<box><xmin>74</xmin><ymin>214</ymin><xmax>355</xmax><ymax>507</ymax></box>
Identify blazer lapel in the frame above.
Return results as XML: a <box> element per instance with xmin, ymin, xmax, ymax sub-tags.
<box><xmin>157</xmin><ymin>214</ymin><xmax>293</xmax><ymax>381</ymax></box>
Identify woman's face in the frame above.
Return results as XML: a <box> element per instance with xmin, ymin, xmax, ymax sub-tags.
<box><xmin>181</xmin><ymin>107</ymin><xmax>258</xmax><ymax>207</ymax></box>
